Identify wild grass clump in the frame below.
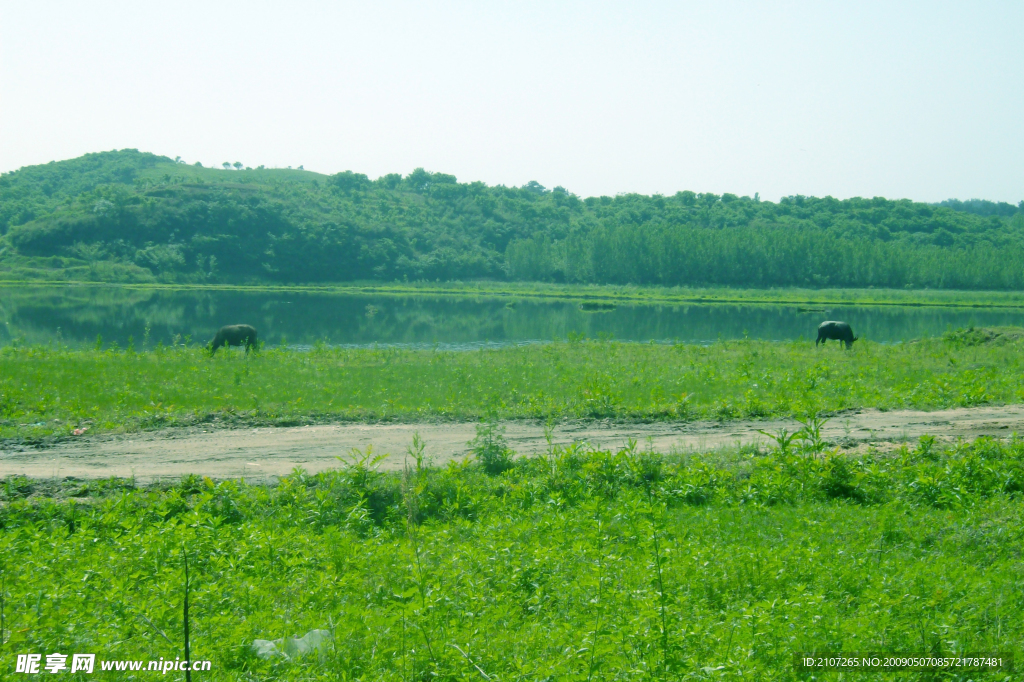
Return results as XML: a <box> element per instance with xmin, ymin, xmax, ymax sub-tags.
<box><xmin>467</xmin><ymin>422</ymin><xmax>515</xmax><ymax>475</ymax></box>
<box><xmin>1</xmin><ymin>436</ymin><xmax>1022</xmax><ymax>679</ymax></box>
<box><xmin>3</xmin><ymin>330</ymin><xmax>1024</xmax><ymax>439</ymax></box>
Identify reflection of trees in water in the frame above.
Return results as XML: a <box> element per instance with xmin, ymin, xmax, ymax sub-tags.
<box><xmin>517</xmin><ymin>303</ymin><xmax>1024</xmax><ymax>344</ymax></box>
<box><xmin>509</xmin><ymin>303</ymin><xmax>791</xmax><ymax>342</ymax></box>
<box><xmin>337</xmin><ymin>297</ymin><xmax>511</xmax><ymax>343</ymax></box>
<box><xmin>2</xmin><ymin>287</ymin><xmax>199</xmax><ymax>346</ymax></box>
<box><xmin>1</xmin><ymin>289</ymin><xmax>522</xmax><ymax>347</ymax></box>
<box><xmin>243</xmin><ymin>296</ymin><xmax>514</xmax><ymax>344</ymax></box>
<box><xmin>2</xmin><ymin>286</ymin><xmax>1023</xmax><ymax>347</ymax></box>
<box><xmin>839</xmin><ymin>307</ymin><xmax>1012</xmax><ymax>342</ymax></box>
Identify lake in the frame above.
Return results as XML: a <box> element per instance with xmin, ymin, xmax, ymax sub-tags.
<box><xmin>1</xmin><ymin>285</ymin><xmax>1022</xmax><ymax>349</ymax></box>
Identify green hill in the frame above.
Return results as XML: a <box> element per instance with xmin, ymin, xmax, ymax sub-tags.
<box><xmin>1</xmin><ymin>149</ymin><xmax>1022</xmax><ymax>288</ymax></box>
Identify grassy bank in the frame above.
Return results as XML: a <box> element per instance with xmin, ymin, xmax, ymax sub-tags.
<box><xmin>3</xmin><ymin>330</ymin><xmax>1024</xmax><ymax>441</ymax></box>
<box><xmin>5</xmin><ymin>279</ymin><xmax>1024</xmax><ymax>309</ymax></box>
<box><xmin>1</xmin><ymin>435</ymin><xmax>1021</xmax><ymax>679</ymax></box>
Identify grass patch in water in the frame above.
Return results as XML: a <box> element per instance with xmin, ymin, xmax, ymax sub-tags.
<box><xmin>579</xmin><ymin>301</ymin><xmax>617</xmax><ymax>312</ymax></box>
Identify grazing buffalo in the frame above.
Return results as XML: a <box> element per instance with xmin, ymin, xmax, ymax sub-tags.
<box><xmin>816</xmin><ymin>321</ymin><xmax>858</xmax><ymax>349</ymax></box>
<box><xmin>209</xmin><ymin>324</ymin><xmax>258</xmax><ymax>355</ymax></box>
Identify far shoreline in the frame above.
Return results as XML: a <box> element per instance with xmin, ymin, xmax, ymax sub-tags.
<box><xmin>3</xmin><ymin>278</ymin><xmax>1024</xmax><ymax>310</ymax></box>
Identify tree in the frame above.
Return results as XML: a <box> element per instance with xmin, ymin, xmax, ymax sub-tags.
<box><xmin>329</xmin><ymin>171</ymin><xmax>370</xmax><ymax>193</ymax></box>
<box><xmin>222</xmin><ymin>162</ymin><xmax>231</xmax><ymax>170</ymax></box>
<box><xmin>233</xmin><ymin>162</ymin><xmax>242</xmax><ymax>170</ymax></box>
<box><xmin>3</xmin><ymin>148</ymin><xmax>1021</xmax><ymax>289</ymax></box>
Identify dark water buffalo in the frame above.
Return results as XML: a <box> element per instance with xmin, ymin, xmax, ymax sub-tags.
<box><xmin>209</xmin><ymin>324</ymin><xmax>258</xmax><ymax>354</ymax></box>
<box><xmin>816</xmin><ymin>321</ymin><xmax>858</xmax><ymax>349</ymax></box>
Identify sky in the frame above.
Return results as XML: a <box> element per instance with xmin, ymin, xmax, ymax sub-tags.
<box><xmin>1</xmin><ymin>1</ymin><xmax>1021</xmax><ymax>203</ymax></box>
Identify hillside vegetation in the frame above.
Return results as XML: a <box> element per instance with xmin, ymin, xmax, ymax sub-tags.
<box><xmin>1</xmin><ymin>149</ymin><xmax>1023</xmax><ymax>288</ymax></box>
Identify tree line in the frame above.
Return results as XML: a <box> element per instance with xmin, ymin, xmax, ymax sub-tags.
<box><xmin>1</xmin><ymin>149</ymin><xmax>1022</xmax><ymax>288</ymax></box>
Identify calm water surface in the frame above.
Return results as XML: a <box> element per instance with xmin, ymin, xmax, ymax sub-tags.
<box><xmin>1</xmin><ymin>286</ymin><xmax>1022</xmax><ymax>349</ymax></box>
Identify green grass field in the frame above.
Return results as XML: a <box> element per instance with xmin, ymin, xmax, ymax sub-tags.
<box><xmin>2</xmin><ymin>329</ymin><xmax>1023</xmax><ymax>441</ymax></box>
<box><xmin>1</xmin><ymin>433</ymin><xmax>1021</xmax><ymax>680</ymax></box>
<box><xmin>4</xmin><ymin>326</ymin><xmax>1023</xmax><ymax>679</ymax></box>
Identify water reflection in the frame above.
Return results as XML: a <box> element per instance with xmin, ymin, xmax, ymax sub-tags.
<box><xmin>0</xmin><ymin>286</ymin><xmax>1021</xmax><ymax>349</ymax></box>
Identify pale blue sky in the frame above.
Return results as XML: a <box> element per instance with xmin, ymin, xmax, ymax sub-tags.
<box><xmin>2</xmin><ymin>1</ymin><xmax>1021</xmax><ymax>202</ymax></box>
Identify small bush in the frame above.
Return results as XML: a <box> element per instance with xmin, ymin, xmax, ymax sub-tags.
<box><xmin>2</xmin><ymin>476</ymin><xmax>34</xmax><ymax>500</ymax></box>
<box><xmin>468</xmin><ymin>422</ymin><xmax>515</xmax><ymax>475</ymax></box>
<box><xmin>818</xmin><ymin>454</ymin><xmax>867</xmax><ymax>502</ymax></box>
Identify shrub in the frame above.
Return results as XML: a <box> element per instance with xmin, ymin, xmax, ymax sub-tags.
<box><xmin>468</xmin><ymin>422</ymin><xmax>515</xmax><ymax>475</ymax></box>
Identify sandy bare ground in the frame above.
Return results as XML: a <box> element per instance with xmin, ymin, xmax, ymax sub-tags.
<box><xmin>3</xmin><ymin>404</ymin><xmax>1024</xmax><ymax>482</ymax></box>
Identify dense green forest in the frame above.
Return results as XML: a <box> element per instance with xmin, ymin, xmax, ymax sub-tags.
<box><xmin>1</xmin><ymin>149</ymin><xmax>1022</xmax><ymax>288</ymax></box>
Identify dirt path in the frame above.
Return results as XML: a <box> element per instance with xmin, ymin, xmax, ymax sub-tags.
<box><xmin>4</xmin><ymin>404</ymin><xmax>1024</xmax><ymax>482</ymax></box>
